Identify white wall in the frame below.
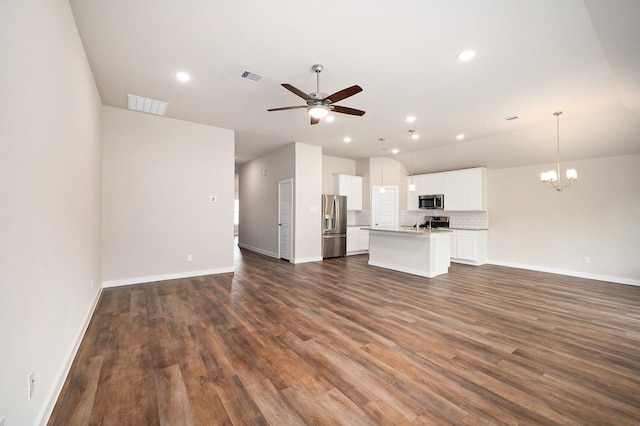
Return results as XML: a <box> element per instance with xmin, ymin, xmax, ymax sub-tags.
<box><xmin>101</xmin><ymin>106</ymin><xmax>235</xmax><ymax>285</ymax></box>
<box><xmin>368</xmin><ymin>157</ymin><xmax>409</xmax><ymax>211</ymax></box>
<box><xmin>238</xmin><ymin>144</ymin><xmax>295</xmax><ymax>257</ymax></box>
<box><xmin>0</xmin><ymin>0</ymin><xmax>103</xmax><ymax>424</ymax></box>
<box><xmin>294</xmin><ymin>143</ymin><xmax>323</xmax><ymax>262</ymax></box>
<box><xmin>239</xmin><ymin>142</ymin><xmax>323</xmax><ymax>262</ymax></box>
<box><xmin>356</xmin><ymin>158</ymin><xmax>371</xmax><ymax>210</ymax></box>
<box><xmin>488</xmin><ymin>154</ymin><xmax>640</xmax><ymax>284</ymax></box>
<box><xmin>322</xmin><ymin>155</ymin><xmax>356</xmax><ymax>194</ymax></box>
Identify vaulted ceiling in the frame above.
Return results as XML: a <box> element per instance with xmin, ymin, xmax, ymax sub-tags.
<box><xmin>69</xmin><ymin>0</ymin><xmax>640</xmax><ymax>173</ymax></box>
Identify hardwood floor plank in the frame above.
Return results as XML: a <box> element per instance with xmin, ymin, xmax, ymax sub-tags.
<box><xmin>244</xmin><ymin>379</ymin><xmax>307</xmax><ymax>426</ymax></box>
<box><xmin>49</xmin><ymin>248</ymin><xmax>640</xmax><ymax>425</ymax></box>
<box><xmin>48</xmin><ymin>355</ymin><xmax>102</xmax><ymax>426</ymax></box>
<box><xmin>155</xmin><ymin>364</ymin><xmax>195</xmax><ymax>426</ymax></box>
<box><xmin>214</xmin><ymin>375</ymin><xmax>268</xmax><ymax>425</ymax></box>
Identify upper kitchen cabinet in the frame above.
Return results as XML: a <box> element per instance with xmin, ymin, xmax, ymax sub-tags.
<box><xmin>423</xmin><ymin>173</ymin><xmax>445</xmax><ymax>195</ymax></box>
<box><xmin>460</xmin><ymin>167</ymin><xmax>487</xmax><ymax>211</ymax></box>
<box><xmin>406</xmin><ymin>175</ymin><xmax>426</xmax><ymax>210</ymax></box>
<box><xmin>407</xmin><ymin>167</ymin><xmax>487</xmax><ymax>211</ymax></box>
<box><xmin>334</xmin><ymin>174</ymin><xmax>363</xmax><ymax>210</ymax></box>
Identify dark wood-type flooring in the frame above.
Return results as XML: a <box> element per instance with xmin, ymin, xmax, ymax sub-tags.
<box><xmin>49</xmin><ymin>247</ymin><xmax>640</xmax><ymax>425</ymax></box>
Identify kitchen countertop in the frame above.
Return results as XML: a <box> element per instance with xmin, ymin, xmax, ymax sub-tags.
<box><xmin>449</xmin><ymin>228</ymin><xmax>489</xmax><ymax>231</ymax></box>
<box><xmin>362</xmin><ymin>226</ymin><xmax>453</xmax><ymax>235</ymax></box>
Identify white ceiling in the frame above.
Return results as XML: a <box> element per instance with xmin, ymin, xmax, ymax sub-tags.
<box><xmin>68</xmin><ymin>0</ymin><xmax>640</xmax><ymax>173</ymax></box>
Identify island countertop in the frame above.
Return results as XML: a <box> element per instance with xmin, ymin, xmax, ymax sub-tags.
<box><xmin>362</xmin><ymin>226</ymin><xmax>452</xmax><ymax>235</ymax></box>
<box><xmin>366</xmin><ymin>227</ymin><xmax>451</xmax><ymax>278</ymax></box>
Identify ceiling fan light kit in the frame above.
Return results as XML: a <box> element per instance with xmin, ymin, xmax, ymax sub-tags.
<box><xmin>267</xmin><ymin>64</ymin><xmax>365</xmax><ymax>125</ymax></box>
<box><xmin>308</xmin><ymin>105</ymin><xmax>329</xmax><ymax>119</ymax></box>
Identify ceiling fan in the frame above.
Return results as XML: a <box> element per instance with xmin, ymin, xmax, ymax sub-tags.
<box><xmin>268</xmin><ymin>64</ymin><xmax>365</xmax><ymax>125</ymax></box>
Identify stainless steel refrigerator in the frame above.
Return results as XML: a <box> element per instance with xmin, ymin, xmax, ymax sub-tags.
<box><xmin>322</xmin><ymin>194</ymin><xmax>347</xmax><ymax>258</ymax></box>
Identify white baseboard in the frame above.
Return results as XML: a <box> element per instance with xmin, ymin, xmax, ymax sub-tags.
<box><xmin>487</xmin><ymin>259</ymin><xmax>640</xmax><ymax>287</ymax></box>
<box><xmin>237</xmin><ymin>243</ymin><xmax>279</xmax><ymax>259</ymax></box>
<box><xmin>292</xmin><ymin>256</ymin><xmax>323</xmax><ymax>264</ymax></box>
<box><xmin>102</xmin><ymin>267</ymin><xmax>234</xmax><ymax>288</ymax></box>
<box><xmin>39</xmin><ymin>287</ymin><xmax>102</xmax><ymax>425</ymax></box>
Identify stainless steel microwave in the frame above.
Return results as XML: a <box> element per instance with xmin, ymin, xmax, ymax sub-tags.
<box><xmin>418</xmin><ymin>194</ymin><xmax>444</xmax><ymax>209</ymax></box>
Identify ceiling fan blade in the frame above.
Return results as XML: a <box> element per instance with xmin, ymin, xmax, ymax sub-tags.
<box><xmin>326</xmin><ymin>85</ymin><xmax>363</xmax><ymax>103</ymax></box>
<box><xmin>332</xmin><ymin>105</ymin><xmax>366</xmax><ymax>116</ymax></box>
<box><xmin>282</xmin><ymin>83</ymin><xmax>313</xmax><ymax>101</ymax></box>
<box><xmin>310</xmin><ymin>116</ymin><xmax>320</xmax><ymax>125</ymax></box>
<box><xmin>267</xmin><ymin>105</ymin><xmax>308</xmax><ymax>112</ymax></box>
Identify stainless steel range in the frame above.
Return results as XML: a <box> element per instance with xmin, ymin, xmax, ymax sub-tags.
<box><xmin>415</xmin><ymin>215</ymin><xmax>450</xmax><ymax>229</ymax></box>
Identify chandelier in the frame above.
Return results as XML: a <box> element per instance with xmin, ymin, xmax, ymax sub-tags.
<box><xmin>540</xmin><ymin>111</ymin><xmax>577</xmax><ymax>191</ymax></box>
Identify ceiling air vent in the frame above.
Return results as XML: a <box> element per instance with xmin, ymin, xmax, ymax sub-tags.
<box><xmin>127</xmin><ymin>94</ymin><xmax>169</xmax><ymax>116</ymax></box>
<box><xmin>240</xmin><ymin>69</ymin><xmax>264</xmax><ymax>82</ymax></box>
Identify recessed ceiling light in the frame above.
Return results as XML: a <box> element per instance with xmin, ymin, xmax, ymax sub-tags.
<box><xmin>456</xmin><ymin>134</ymin><xmax>465</xmax><ymax>140</ymax></box>
<box><xmin>325</xmin><ymin>115</ymin><xmax>335</xmax><ymax>122</ymax></box>
<box><xmin>406</xmin><ymin>116</ymin><xmax>416</xmax><ymax>123</ymax></box>
<box><xmin>343</xmin><ymin>137</ymin><xmax>351</xmax><ymax>143</ymax></box>
<box><xmin>392</xmin><ymin>148</ymin><xmax>399</xmax><ymax>154</ymax></box>
<box><xmin>457</xmin><ymin>49</ymin><xmax>476</xmax><ymax>62</ymax></box>
<box><xmin>175</xmin><ymin>71</ymin><xmax>191</xmax><ymax>82</ymax></box>
<box><xmin>411</xmin><ymin>133</ymin><xmax>420</xmax><ymax>140</ymax></box>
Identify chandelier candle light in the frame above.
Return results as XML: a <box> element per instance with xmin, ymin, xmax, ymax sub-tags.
<box><xmin>541</xmin><ymin>111</ymin><xmax>577</xmax><ymax>191</ymax></box>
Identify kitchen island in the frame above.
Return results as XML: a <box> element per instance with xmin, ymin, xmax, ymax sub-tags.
<box><xmin>365</xmin><ymin>227</ymin><xmax>451</xmax><ymax>278</ymax></box>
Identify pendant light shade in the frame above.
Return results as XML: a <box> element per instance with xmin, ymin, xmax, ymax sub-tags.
<box><xmin>379</xmin><ymin>138</ymin><xmax>385</xmax><ymax>194</ymax></box>
<box><xmin>408</xmin><ymin>130</ymin><xmax>417</xmax><ymax>192</ymax></box>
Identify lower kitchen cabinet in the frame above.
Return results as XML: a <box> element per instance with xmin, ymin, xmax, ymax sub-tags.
<box><xmin>450</xmin><ymin>229</ymin><xmax>487</xmax><ymax>265</ymax></box>
<box><xmin>347</xmin><ymin>226</ymin><xmax>369</xmax><ymax>254</ymax></box>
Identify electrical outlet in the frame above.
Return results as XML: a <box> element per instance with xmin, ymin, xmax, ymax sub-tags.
<box><xmin>28</xmin><ymin>371</ymin><xmax>35</xmax><ymax>400</ymax></box>
<box><xmin>208</xmin><ymin>195</ymin><xmax>217</xmax><ymax>202</ymax></box>
<box><xmin>584</xmin><ymin>256</ymin><xmax>591</xmax><ymax>264</ymax></box>
<box><xmin>186</xmin><ymin>254</ymin><xmax>193</xmax><ymax>262</ymax></box>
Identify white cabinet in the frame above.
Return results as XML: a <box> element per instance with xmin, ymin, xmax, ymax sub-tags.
<box><xmin>460</xmin><ymin>168</ymin><xmax>487</xmax><ymax>211</ymax></box>
<box><xmin>407</xmin><ymin>167</ymin><xmax>487</xmax><ymax>211</ymax></box>
<box><xmin>347</xmin><ymin>226</ymin><xmax>369</xmax><ymax>254</ymax></box>
<box><xmin>407</xmin><ymin>175</ymin><xmax>426</xmax><ymax>210</ymax></box>
<box><xmin>444</xmin><ymin>172</ymin><xmax>463</xmax><ymax>211</ymax></box>
<box><xmin>449</xmin><ymin>229</ymin><xmax>487</xmax><ymax>265</ymax></box>
<box><xmin>359</xmin><ymin>228</ymin><xmax>369</xmax><ymax>250</ymax></box>
<box><xmin>347</xmin><ymin>227</ymin><xmax>359</xmax><ymax>253</ymax></box>
<box><xmin>423</xmin><ymin>173</ymin><xmax>445</xmax><ymax>195</ymax></box>
<box><xmin>334</xmin><ymin>174</ymin><xmax>363</xmax><ymax>210</ymax></box>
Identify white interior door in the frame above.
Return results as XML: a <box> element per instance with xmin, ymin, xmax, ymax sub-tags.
<box><xmin>372</xmin><ymin>186</ymin><xmax>398</xmax><ymax>228</ymax></box>
<box><xmin>278</xmin><ymin>179</ymin><xmax>293</xmax><ymax>261</ymax></box>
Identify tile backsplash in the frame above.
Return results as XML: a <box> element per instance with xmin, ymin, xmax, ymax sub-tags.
<box><xmin>348</xmin><ymin>209</ymin><xmax>488</xmax><ymax>229</ymax></box>
<box><xmin>401</xmin><ymin>210</ymin><xmax>488</xmax><ymax>230</ymax></box>
<box><xmin>347</xmin><ymin>210</ymin><xmax>372</xmax><ymax>226</ymax></box>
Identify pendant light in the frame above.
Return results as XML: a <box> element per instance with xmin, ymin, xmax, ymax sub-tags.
<box><xmin>408</xmin><ymin>130</ymin><xmax>418</xmax><ymax>192</ymax></box>
<box><xmin>379</xmin><ymin>138</ymin><xmax>385</xmax><ymax>194</ymax></box>
<box><xmin>540</xmin><ymin>111</ymin><xmax>577</xmax><ymax>191</ymax></box>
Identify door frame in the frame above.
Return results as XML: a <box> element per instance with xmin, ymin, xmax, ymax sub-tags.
<box><xmin>371</xmin><ymin>185</ymin><xmax>399</xmax><ymax>228</ymax></box>
<box><xmin>278</xmin><ymin>178</ymin><xmax>294</xmax><ymax>261</ymax></box>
